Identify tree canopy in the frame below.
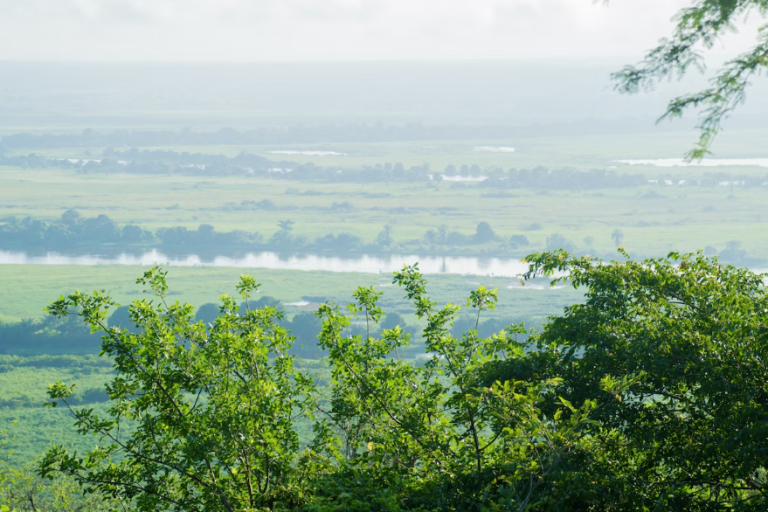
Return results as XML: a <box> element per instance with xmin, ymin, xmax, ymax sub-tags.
<box><xmin>614</xmin><ymin>0</ymin><xmax>768</xmax><ymax>158</ymax></box>
<box><xmin>515</xmin><ymin>249</ymin><xmax>768</xmax><ymax>508</ymax></box>
<box><xmin>37</xmin><ymin>251</ymin><xmax>768</xmax><ymax>511</ymax></box>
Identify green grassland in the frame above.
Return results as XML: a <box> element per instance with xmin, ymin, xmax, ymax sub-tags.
<box><xmin>2</xmin><ymin>162</ymin><xmax>767</xmax><ymax>259</ymax></box>
<box><xmin>0</xmin><ymin>356</ymin><xmax>115</xmax><ymax>464</ymax></box>
<box><xmin>0</xmin><ymin>356</ymin><xmax>324</xmax><ymax>466</ymax></box>
<box><xmin>2</xmin><ymin>130</ymin><xmax>768</xmax><ymax>323</ymax></box>
<box><xmin>0</xmin><ymin>264</ymin><xmax>583</xmax><ymax>325</ymax></box>
<box><xmin>8</xmin><ymin>129</ymin><xmax>768</xmax><ymax>172</ymax></box>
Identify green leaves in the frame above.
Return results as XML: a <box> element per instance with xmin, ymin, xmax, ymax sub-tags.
<box><xmin>613</xmin><ymin>0</ymin><xmax>768</xmax><ymax>158</ymax></box>
<box><xmin>466</xmin><ymin>285</ymin><xmax>498</xmax><ymax>312</ymax></box>
<box><xmin>46</xmin><ymin>381</ymin><xmax>75</xmax><ymax>407</ymax></box>
<box><xmin>235</xmin><ymin>274</ymin><xmax>260</xmax><ymax>303</ymax></box>
<box><xmin>44</xmin><ymin>252</ymin><xmax>768</xmax><ymax>510</ymax></box>
<box><xmin>392</xmin><ymin>264</ymin><xmax>436</xmax><ymax>318</ymax></box>
<box><xmin>520</xmin><ymin>249</ymin><xmax>768</xmax><ymax>509</ymax></box>
<box><xmin>136</xmin><ymin>266</ymin><xmax>169</xmax><ymax>297</ymax></box>
<box><xmin>308</xmin><ymin>264</ymin><xmax>597</xmax><ymax>511</ymax></box>
<box><xmin>39</xmin><ymin>272</ymin><xmax>317</xmax><ymax>512</ymax></box>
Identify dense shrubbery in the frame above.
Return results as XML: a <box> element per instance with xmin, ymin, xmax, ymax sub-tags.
<box><xmin>31</xmin><ymin>252</ymin><xmax>768</xmax><ymax>511</ymax></box>
<box><xmin>0</xmin><ymin>450</ymin><xmax>109</xmax><ymax>512</ymax></box>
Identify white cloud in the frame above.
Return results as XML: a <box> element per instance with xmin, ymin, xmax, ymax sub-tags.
<box><xmin>0</xmin><ymin>0</ymin><xmax>763</xmax><ymax>61</ymax></box>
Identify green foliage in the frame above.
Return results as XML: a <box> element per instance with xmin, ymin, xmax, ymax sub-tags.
<box><xmin>308</xmin><ymin>264</ymin><xmax>593</xmax><ymax>511</ymax></box>
<box><xmin>613</xmin><ymin>0</ymin><xmax>768</xmax><ymax>158</ymax></box>
<box><xmin>38</xmin><ymin>265</ymin><xmax>594</xmax><ymax>512</ymax></box>
<box><xmin>38</xmin><ymin>252</ymin><xmax>768</xmax><ymax>510</ymax></box>
<box><xmin>0</xmin><ymin>461</ymin><xmax>109</xmax><ymax>512</ymax></box>
<box><xmin>513</xmin><ymin>249</ymin><xmax>768</xmax><ymax>508</ymax></box>
<box><xmin>1</xmin><ymin>429</ymin><xmax>109</xmax><ymax>512</ymax></box>
<box><xmin>40</xmin><ymin>268</ymin><xmax>318</xmax><ymax>512</ymax></box>
<box><xmin>0</xmin><ymin>210</ymin><xmax>154</xmax><ymax>249</ymax></box>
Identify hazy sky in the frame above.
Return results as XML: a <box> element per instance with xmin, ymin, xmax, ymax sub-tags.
<box><xmin>0</xmin><ymin>0</ymin><xmax>762</xmax><ymax>61</ymax></box>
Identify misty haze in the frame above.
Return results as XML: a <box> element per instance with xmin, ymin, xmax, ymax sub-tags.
<box><xmin>2</xmin><ymin>1</ymin><xmax>768</xmax><ymax>511</ymax></box>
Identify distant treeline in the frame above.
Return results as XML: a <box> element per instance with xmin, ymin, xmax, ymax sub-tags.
<box><xmin>6</xmin><ymin>147</ymin><xmax>765</xmax><ymax>189</ymax></box>
<box><xmin>0</xmin><ymin>315</ymin><xmax>102</xmax><ymax>355</ymax></box>
<box><xmin>0</xmin><ymin>148</ymin><xmax>655</xmax><ymax>188</ymax></box>
<box><xmin>1</xmin><ymin>211</ymin><xmax>761</xmax><ymax>264</ymax></box>
<box><xmin>0</xmin><ymin>303</ymin><xmax>529</xmax><ymax>362</ymax></box>
<box><xmin>0</xmin><ymin>211</ymin><xmax>367</xmax><ymax>252</ymax></box>
<box><xmin>0</xmin><ymin>302</ymin><xmax>326</xmax><ymax>358</ymax></box>
<box><xmin>0</xmin><ymin>211</ymin><xmax>156</xmax><ymax>247</ymax></box>
<box><xmin>0</xmin><ymin>211</ymin><xmax>530</xmax><ymax>255</ymax></box>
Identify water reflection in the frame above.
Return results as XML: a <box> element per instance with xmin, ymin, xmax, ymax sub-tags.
<box><xmin>0</xmin><ymin>250</ymin><xmax>531</xmax><ymax>277</ymax></box>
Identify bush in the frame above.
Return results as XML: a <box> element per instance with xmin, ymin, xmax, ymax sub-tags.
<box><xmin>510</xmin><ymin>234</ymin><xmax>529</xmax><ymax>246</ymax></box>
<box><xmin>545</xmin><ymin>233</ymin><xmax>575</xmax><ymax>252</ymax></box>
<box><xmin>40</xmin><ymin>254</ymin><xmax>768</xmax><ymax>511</ymax></box>
<box><xmin>108</xmin><ymin>306</ymin><xmax>139</xmax><ymax>333</ymax></box>
<box><xmin>473</xmin><ymin>221</ymin><xmax>496</xmax><ymax>244</ymax></box>
<box><xmin>41</xmin><ymin>267</ymin><xmax>588</xmax><ymax>512</ymax></box>
<box><xmin>195</xmin><ymin>303</ymin><xmax>220</xmax><ymax>325</ymax></box>
<box><xmin>285</xmin><ymin>312</ymin><xmax>324</xmax><ymax>358</ymax></box>
<box><xmin>0</xmin><ymin>457</ymin><xmax>111</xmax><ymax>512</ymax></box>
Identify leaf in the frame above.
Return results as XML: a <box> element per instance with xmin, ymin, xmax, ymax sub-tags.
<box><xmin>559</xmin><ymin>396</ymin><xmax>576</xmax><ymax>413</ymax></box>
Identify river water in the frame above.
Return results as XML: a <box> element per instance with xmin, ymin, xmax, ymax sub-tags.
<box><xmin>0</xmin><ymin>249</ymin><xmax>532</xmax><ymax>277</ymax></box>
<box><xmin>615</xmin><ymin>158</ymin><xmax>768</xmax><ymax>168</ymax></box>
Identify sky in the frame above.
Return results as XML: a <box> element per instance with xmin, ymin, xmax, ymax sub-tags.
<box><xmin>0</xmin><ymin>0</ymin><xmax>762</xmax><ymax>61</ymax></box>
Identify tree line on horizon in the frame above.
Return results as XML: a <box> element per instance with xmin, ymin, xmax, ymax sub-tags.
<box><xmin>0</xmin><ymin>211</ymin><xmax>536</xmax><ymax>257</ymax></box>
<box><xmin>0</xmin><ymin>148</ymin><xmax>660</xmax><ymax>189</ymax></box>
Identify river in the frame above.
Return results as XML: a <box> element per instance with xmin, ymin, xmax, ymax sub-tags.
<box><xmin>0</xmin><ymin>249</ymin><xmax>532</xmax><ymax>277</ymax></box>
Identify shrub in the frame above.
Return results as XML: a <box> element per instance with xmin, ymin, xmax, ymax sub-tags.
<box><xmin>473</xmin><ymin>221</ymin><xmax>496</xmax><ymax>244</ymax></box>
<box><xmin>510</xmin><ymin>234</ymin><xmax>530</xmax><ymax>246</ymax></box>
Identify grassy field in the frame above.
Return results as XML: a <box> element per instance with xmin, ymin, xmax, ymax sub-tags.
<box><xmin>0</xmin><ymin>356</ymin><xmax>320</xmax><ymax>465</ymax></box>
<box><xmin>2</xmin><ymin>131</ymin><xmax>768</xmax><ymax>322</ymax></box>
<box><xmin>0</xmin><ymin>355</ymin><xmax>115</xmax><ymax>464</ymax></box>
<box><xmin>0</xmin><ymin>264</ymin><xmax>584</xmax><ymax>325</ymax></box>
<box><xmin>2</xmin><ymin>164</ymin><xmax>767</xmax><ymax>258</ymax></box>
<box><xmin>7</xmin><ymin>129</ymin><xmax>768</xmax><ymax>172</ymax></box>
